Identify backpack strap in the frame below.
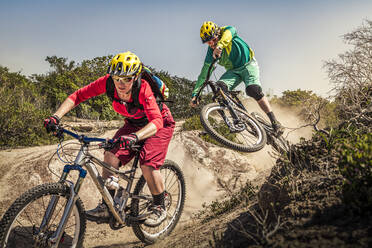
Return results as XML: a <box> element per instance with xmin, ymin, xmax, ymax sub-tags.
<box><xmin>142</xmin><ymin>69</ymin><xmax>164</xmax><ymax>102</ymax></box>
<box><xmin>105</xmin><ymin>74</ymin><xmax>163</xmax><ymax>121</ymax></box>
<box><xmin>126</xmin><ymin>76</ymin><xmax>143</xmax><ymax>111</ymax></box>
<box><xmin>106</xmin><ymin>75</ymin><xmax>143</xmax><ymax>108</ymax></box>
<box><xmin>106</xmin><ymin>76</ymin><xmax>122</xmax><ymax>103</ymax></box>
<box><xmin>140</xmin><ymin>69</ymin><xmax>164</xmax><ymax>111</ymax></box>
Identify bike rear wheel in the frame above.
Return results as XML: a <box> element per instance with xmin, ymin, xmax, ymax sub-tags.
<box><xmin>251</xmin><ymin>111</ymin><xmax>290</xmax><ymax>154</ymax></box>
<box><xmin>200</xmin><ymin>102</ymin><xmax>267</xmax><ymax>152</ymax></box>
<box><xmin>0</xmin><ymin>183</ymin><xmax>86</xmax><ymax>248</ymax></box>
<box><xmin>131</xmin><ymin>160</ymin><xmax>186</xmax><ymax>244</ymax></box>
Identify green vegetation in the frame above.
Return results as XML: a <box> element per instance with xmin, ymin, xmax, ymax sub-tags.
<box><xmin>0</xmin><ymin>56</ymin><xmax>198</xmax><ymax>148</ymax></box>
<box><xmin>182</xmin><ymin>114</ymin><xmax>239</xmax><ymax>146</ymax></box>
<box><xmin>182</xmin><ymin>115</ymin><xmax>203</xmax><ymax>131</ymax></box>
<box><xmin>196</xmin><ymin>182</ymin><xmax>256</xmax><ymax>222</ymax></box>
<box><xmin>338</xmin><ymin>131</ymin><xmax>372</xmax><ymax>214</ymax></box>
<box><xmin>271</xmin><ymin>89</ymin><xmax>338</xmax><ymax>128</ymax></box>
<box><xmin>0</xmin><ymin>67</ymin><xmax>55</xmax><ymax>147</ymax></box>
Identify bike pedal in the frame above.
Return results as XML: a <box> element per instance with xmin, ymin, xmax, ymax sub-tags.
<box><xmin>125</xmin><ymin>215</ymin><xmax>146</xmax><ymax>226</ymax></box>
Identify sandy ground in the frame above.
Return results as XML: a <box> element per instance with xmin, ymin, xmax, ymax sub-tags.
<box><xmin>0</xmin><ymin>106</ymin><xmax>312</xmax><ymax>247</ymax></box>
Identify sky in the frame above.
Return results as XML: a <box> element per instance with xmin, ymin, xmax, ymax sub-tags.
<box><xmin>0</xmin><ymin>0</ymin><xmax>371</xmax><ymax>97</ymax></box>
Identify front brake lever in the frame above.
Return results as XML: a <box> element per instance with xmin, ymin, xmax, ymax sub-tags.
<box><xmin>53</xmin><ymin>126</ymin><xmax>64</xmax><ymax>140</ymax></box>
<box><xmin>99</xmin><ymin>139</ymin><xmax>117</xmax><ymax>151</ymax></box>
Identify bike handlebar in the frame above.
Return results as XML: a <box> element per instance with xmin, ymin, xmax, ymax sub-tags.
<box><xmin>54</xmin><ymin>126</ymin><xmax>141</xmax><ymax>151</ymax></box>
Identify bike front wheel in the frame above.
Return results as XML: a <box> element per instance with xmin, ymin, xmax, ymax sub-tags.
<box><xmin>0</xmin><ymin>183</ymin><xmax>86</xmax><ymax>248</ymax></box>
<box><xmin>131</xmin><ymin>160</ymin><xmax>186</xmax><ymax>244</ymax></box>
<box><xmin>200</xmin><ymin>102</ymin><xmax>267</xmax><ymax>152</ymax></box>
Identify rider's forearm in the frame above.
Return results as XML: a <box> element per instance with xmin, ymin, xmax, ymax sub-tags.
<box><xmin>192</xmin><ymin>63</ymin><xmax>211</xmax><ymax>97</ymax></box>
<box><xmin>135</xmin><ymin>122</ymin><xmax>158</xmax><ymax>141</ymax></box>
<box><xmin>53</xmin><ymin>98</ymin><xmax>76</xmax><ymax>119</ymax></box>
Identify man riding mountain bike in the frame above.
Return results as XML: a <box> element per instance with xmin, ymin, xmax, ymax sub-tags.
<box><xmin>44</xmin><ymin>51</ymin><xmax>175</xmax><ymax>227</ymax></box>
<box><xmin>190</xmin><ymin>21</ymin><xmax>284</xmax><ymax>135</ymax></box>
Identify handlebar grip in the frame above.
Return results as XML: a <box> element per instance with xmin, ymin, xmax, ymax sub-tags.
<box><xmin>99</xmin><ymin>139</ymin><xmax>117</xmax><ymax>151</ymax></box>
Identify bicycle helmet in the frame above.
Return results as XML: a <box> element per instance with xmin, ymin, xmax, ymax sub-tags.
<box><xmin>200</xmin><ymin>21</ymin><xmax>218</xmax><ymax>43</ymax></box>
<box><xmin>107</xmin><ymin>51</ymin><xmax>142</xmax><ymax>77</ymax></box>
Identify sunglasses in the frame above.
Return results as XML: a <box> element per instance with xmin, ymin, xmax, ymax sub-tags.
<box><xmin>112</xmin><ymin>75</ymin><xmax>135</xmax><ymax>83</ymax></box>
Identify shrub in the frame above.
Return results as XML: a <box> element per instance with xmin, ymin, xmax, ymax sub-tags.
<box><xmin>338</xmin><ymin>132</ymin><xmax>372</xmax><ymax>214</ymax></box>
<box><xmin>196</xmin><ymin>182</ymin><xmax>256</xmax><ymax>222</ymax></box>
<box><xmin>182</xmin><ymin>115</ymin><xmax>203</xmax><ymax>131</ymax></box>
<box><xmin>0</xmin><ymin>67</ymin><xmax>55</xmax><ymax>148</ymax></box>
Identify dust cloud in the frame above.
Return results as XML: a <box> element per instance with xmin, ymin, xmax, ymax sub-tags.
<box><xmin>166</xmin><ymin>134</ymin><xmax>223</xmax><ymax>222</ymax></box>
<box><xmin>242</xmin><ymin>97</ymin><xmax>314</xmax><ymax>144</ymax></box>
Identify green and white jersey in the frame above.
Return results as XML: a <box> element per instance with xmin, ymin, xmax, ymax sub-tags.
<box><xmin>192</xmin><ymin>26</ymin><xmax>255</xmax><ymax>97</ymax></box>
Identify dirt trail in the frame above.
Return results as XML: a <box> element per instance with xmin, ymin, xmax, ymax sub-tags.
<box><xmin>0</xmin><ymin>112</ymin><xmax>311</xmax><ymax>247</ymax></box>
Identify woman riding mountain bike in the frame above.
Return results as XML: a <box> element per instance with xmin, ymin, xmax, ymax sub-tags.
<box><xmin>44</xmin><ymin>51</ymin><xmax>175</xmax><ymax>227</ymax></box>
<box><xmin>190</xmin><ymin>21</ymin><xmax>284</xmax><ymax>135</ymax></box>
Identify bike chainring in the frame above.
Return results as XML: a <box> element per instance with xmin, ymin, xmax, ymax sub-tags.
<box><xmin>109</xmin><ymin>215</ymin><xmax>125</xmax><ymax>230</ymax></box>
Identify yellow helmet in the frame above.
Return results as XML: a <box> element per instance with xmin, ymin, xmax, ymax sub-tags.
<box><xmin>200</xmin><ymin>21</ymin><xmax>218</xmax><ymax>43</ymax></box>
<box><xmin>107</xmin><ymin>51</ymin><xmax>142</xmax><ymax>77</ymax></box>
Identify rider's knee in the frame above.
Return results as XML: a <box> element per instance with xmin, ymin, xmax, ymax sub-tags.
<box><xmin>216</xmin><ymin>81</ymin><xmax>228</xmax><ymax>92</ymax></box>
<box><xmin>245</xmin><ymin>84</ymin><xmax>264</xmax><ymax>101</ymax></box>
<box><xmin>104</xmin><ymin>151</ymin><xmax>121</xmax><ymax>167</ymax></box>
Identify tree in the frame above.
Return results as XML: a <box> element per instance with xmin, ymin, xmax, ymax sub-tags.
<box><xmin>324</xmin><ymin>19</ymin><xmax>372</xmax><ymax>132</ymax></box>
<box><xmin>0</xmin><ymin>66</ymin><xmax>51</xmax><ymax>148</ymax></box>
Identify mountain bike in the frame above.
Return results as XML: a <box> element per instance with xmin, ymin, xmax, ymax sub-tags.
<box><xmin>0</xmin><ymin>127</ymin><xmax>186</xmax><ymax>247</ymax></box>
<box><xmin>194</xmin><ymin>59</ymin><xmax>267</xmax><ymax>152</ymax></box>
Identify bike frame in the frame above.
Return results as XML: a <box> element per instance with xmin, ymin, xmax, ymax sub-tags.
<box><xmin>195</xmin><ymin>59</ymin><xmax>250</xmax><ymax>131</ymax></box>
<box><xmin>39</xmin><ymin>128</ymin><xmax>145</xmax><ymax>247</ymax></box>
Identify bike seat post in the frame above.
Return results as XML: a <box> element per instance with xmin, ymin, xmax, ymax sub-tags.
<box><xmin>130</xmin><ymin>143</ymin><xmax>144</xmax><ymax>169</ymax></box>
<box><xmin>117</xmin><ymin>143</ymin><xmax>144</xmax><ymax>214</ymax></box>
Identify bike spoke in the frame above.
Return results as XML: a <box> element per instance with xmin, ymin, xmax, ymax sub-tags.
<box><xmin>14</xmin><ymin>221</ymin><xmax>33</xmax><ymax>236</ymax></box>
<box><xmin>164</xmin><ymin>173</ymin><xmax>178</xmax><ymax>192</ymax></box>
<box><xmin>201</xmin><ymin>103</ymin><xmax>267</xmax><ymax>152</ymax></box>
<box><xmin>49</xmin><ymin>206</ymin><xmax>64</xmax><ymax>229</ymax></box>
<box><xmin>18</xmin><ymin>209</ymin><xmax>36</xmax><ymax>230</ymax></box>
<box><xmin>3</xmin><ymin>187</ymin><xmax>81</xmax><ymax>248</ymax></box>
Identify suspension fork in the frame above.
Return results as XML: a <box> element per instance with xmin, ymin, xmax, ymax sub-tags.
<box><xmin>48</xmin><ymin>178</ymin><xmax>83</xmax><ymax>247</ymax></box>
<box><xmin>38</xmin><ymin>170</ymin><xmax>69</xmax><ymax>234</ymax></box>
<box><xmin>217</xmin><ymin>90</ymin><xmax>242</xmax><ymax>126</ymax></box>
<box><xmin>38</xmin><ymin>146</ymin><xmax>88</xmax><ymax>247</ymax></box>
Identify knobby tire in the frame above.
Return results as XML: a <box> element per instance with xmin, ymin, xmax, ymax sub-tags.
<box><xmin>200</xmin><ymin>103</ymin><xmax>267</xmax><ymax>152</ymax></box>
<box><xmin>130</xmin><ymin>160</ymin><xmax>186</xmax><ymax>244</ymax></box>
<box><xmin>0</xmin><ymin>182</ymin><xmax>86</xmax><ymax>248</ymax></box>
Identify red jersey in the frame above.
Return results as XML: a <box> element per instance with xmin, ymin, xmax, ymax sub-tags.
<box><xmin>68</xmin><ymin>75</ymin><xmax>168</xmax><ymax>130</ymax></box>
